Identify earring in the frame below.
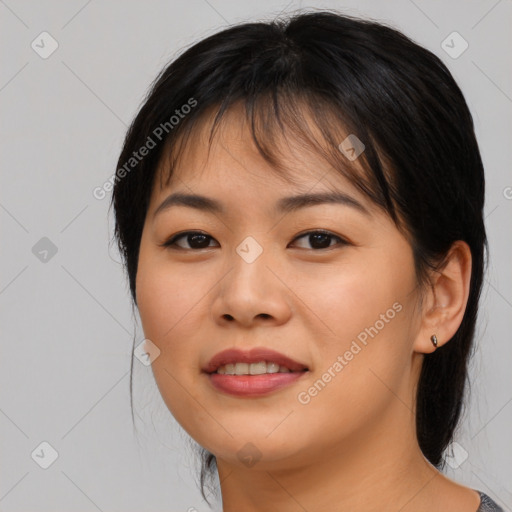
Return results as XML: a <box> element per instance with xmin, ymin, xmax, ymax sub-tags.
<box><xmin>430</xmin><ymin>334</ymin><xmax>438</xmax><ymax>349</ymax></box>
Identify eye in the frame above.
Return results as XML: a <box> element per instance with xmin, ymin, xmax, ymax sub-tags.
<box><xmin>161</xmin><ymin>231</ymin><xmax>219</xmax><ymax>250</ymax></box>
<box><xmin>289</xmin><ymin>230</ymin><xmax>349</xmax><ymax>250</ymax></box>
<box><xmin>161</xmin><ymin>229</ymin><xmax>349</xmax><ymax>251</ymax></box>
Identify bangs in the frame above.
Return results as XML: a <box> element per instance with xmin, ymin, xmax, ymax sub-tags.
<box><xmin>155</xmin><ymin>89</ymin><xmax>398</xmax><ymax>224</ymax></box>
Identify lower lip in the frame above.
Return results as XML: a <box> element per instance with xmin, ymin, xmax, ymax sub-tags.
<box><xmin>207</xmin><ymin>371</ymin><xmax>308</xmax><ymax>397</ymax></box>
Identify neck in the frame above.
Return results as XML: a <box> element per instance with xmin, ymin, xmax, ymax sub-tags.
<box><xmin>215</xmin><ymin>398</ymin><xmax>443</xmax><ymax>512</ymax></box>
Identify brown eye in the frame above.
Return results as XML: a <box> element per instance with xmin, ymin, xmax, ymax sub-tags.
<box><xmin>290</xmin><ymin>230</ymin><xmax>348</xmax><ymax>250</ymax></box>
<box><xmin>161</xmin><ymin>229</ymin><xmax>349</xmax><ymax>251</ymax></box>
<box><xmin>162</xmin><ymin>231</ymin><xmax>218</xmax><ymax>250</ymax></box>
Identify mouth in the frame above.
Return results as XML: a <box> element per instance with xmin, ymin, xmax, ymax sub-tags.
<box><xmin>203</xmin><ymin>347</ymin><xmax>309</xmax><ymax>374</ymax></box>
<box><xmin>203</xmin><ymin>347</ymin><xmax>309</xmax><ymax>397</ymax></box>
<box><xmin>214</xmin><ymin>361</ymin><xmax>303</xmax><ymax>375</ymax></box>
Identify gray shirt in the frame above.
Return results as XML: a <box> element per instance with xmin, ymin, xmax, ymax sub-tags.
<box><xmin>477</xmin><ymin>491</ymin><xmax>504</xmax><ymax>511</ymax></box>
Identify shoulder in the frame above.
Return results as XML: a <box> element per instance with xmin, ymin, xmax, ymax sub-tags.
<box><xmin>475</xmin><ymin>491</ymin><xmax>504</xmax><ymax>512</ymax></box>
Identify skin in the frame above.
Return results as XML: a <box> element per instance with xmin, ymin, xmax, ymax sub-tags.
<box><xmin>135</xmin><ymin>105</ymin><xmax>479</xmax><ymax>512</ymax></box>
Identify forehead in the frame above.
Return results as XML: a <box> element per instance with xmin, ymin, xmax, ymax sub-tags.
<box><xmin>153</xmin><ymin>102</ymin><xmax>369</xmax><ymax>201</ymax></box>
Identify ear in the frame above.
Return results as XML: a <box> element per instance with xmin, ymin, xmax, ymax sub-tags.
<box><xmin>413</xmin><ymin>240</ymin><xmax>472</xmax><ymax>354</ymax></box>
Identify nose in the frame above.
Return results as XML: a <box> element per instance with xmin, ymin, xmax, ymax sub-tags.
<box><xmin>211</xmin><ymin>248</ymin><xmax>292</xmax><ymax>328</ymax></box>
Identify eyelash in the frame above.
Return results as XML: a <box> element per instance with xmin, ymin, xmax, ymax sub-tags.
<box><xmin>160</xmin><ymin>229</ymin><xmax>350</xmax><ymax>251</ymax></box>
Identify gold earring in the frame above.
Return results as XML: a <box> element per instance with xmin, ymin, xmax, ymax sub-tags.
<box><xmin>430</xmin><ymin>334</ymin><xmax>438</xmax><ymax>349</ymax></box>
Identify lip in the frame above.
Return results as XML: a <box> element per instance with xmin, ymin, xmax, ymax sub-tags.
<box><xmin>207</xmin><ymin>372</ymin><xmax>307</xmax><ymax>397</ymax></box>
<box><xmin>203</xmin><ymin>347</ymin><xmax>309</xmax><ymax>398</ymax></box>
<box><xmin>203</xmin><ymin>347</ymin><xmax>309</xmax><ymax>374</ymax></box>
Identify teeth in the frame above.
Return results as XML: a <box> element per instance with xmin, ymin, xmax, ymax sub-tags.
<box><xmin>249</xmin><ymin>361</ymin><xmax>266</xmax><ymax>375</ymax></box>
<box><xmin>235</xmin><ymin>362</ymin><xmax>249</xmax><ymax>374</ymax></box>
<box><xmin>215</xmin><ymin>361</ymin><xmax>293</xmax><ymax>375</ymax></box>
<box><xmin>266</xmin><ymin>362</ymin><xmax>280</xmax><ymax>373</ymax></box>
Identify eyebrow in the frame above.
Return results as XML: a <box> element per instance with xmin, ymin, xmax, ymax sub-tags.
<box><xmin>153</xmin><ymin>191</ymin><xmax>370</xmax><ymax>218</ymax></box>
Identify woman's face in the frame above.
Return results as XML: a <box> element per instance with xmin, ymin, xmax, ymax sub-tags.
<box><xmin>136</xmin><ymin>108</ymin><xmax>425</xmax><ymax>470</ymax></box>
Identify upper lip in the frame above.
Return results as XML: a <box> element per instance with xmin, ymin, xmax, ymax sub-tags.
<box><xmin>203</xmin><ymin>347</ymin><xmax>309</xmax><ymax>374</ymax></box>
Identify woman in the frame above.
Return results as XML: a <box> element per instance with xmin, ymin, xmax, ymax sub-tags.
<box><xmin>111</xmin><ymin>10</ymin><xmax>502</xmax><ymax>512</ymax></box>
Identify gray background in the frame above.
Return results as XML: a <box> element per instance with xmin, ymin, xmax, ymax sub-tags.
<box><xmin>1</xmin><ymin>1</ymin><xmax>511</xmax><ymax>511</ymax></box>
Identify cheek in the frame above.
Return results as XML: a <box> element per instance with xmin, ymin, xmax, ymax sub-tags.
<box><xmin>135</xmin><ymin>252</ymin><xmax>214</xmax><ymax>430</ymax></box>
<box><xmin>135</xmin><ymin>247</ymin><xmax>214</xmax><ymax>392</ymax></box>
<box><xmin>136</xmin><ymin>248</ymin><xmax>205</xmax><ymax>342</ymax></box>
<box><xmin>289</xmin><ymin>296</ymin><xmax>416</xmax><ymax>453</ymax></box>
<box><xmin>295</xmin><ymin>247</ymin><xmax>418</xmax><ymax>406</ymax></box>
<box><xmin>296</xmin><ymin>246</ymin><xmax>415</xmax><ymax>349</ymax></box>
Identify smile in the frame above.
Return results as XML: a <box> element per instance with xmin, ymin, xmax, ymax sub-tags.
<box><xmin>216</xmin><ymin>361</ymin><xmax>295</xmax><ymax>375</ymax></box>
<box><xmin>203</xmin><ymin>347</ymin><xmax>309</xmax><ymax>397</ymax></box>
